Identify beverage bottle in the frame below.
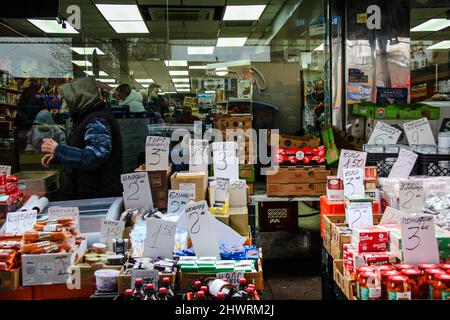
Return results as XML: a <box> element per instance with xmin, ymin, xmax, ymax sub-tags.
<box><xmin>216</xmin><ymin>292</ymin><xmax>226</xmax><ymax>300</ymax></box>
<box><xmin>238</xmin><ymin>278</ymin><xmax>247</xmax><ymax>291</ymax></box>
<box><xmin>246</xmin><ymin>287</ymin><xmax>255</xmax><ymax>300</ymax></box>
<box><xmin>124</xmin><ymin>289</ymin><xmax>133</xmax><ymax>301</ymax></box>
<box><xmin>206</xmin><ymin>278</ymin><xmax>234</xmax><ymax>298</ymax></box>
<box><xmin>192</xmin><ymin>280</ymin><xmax>202</xmax><ymax>293</ymax></box>
<box><xmin>193</xmin><ymin>290</ymin><xmax>206</xmax><ymax>300</ymax></box>
<box><xmin>157</xmin><ymin>287</ymin><xmax>169</xmax><ymax>300</ymax></box>
<box><xmin>132</xmin><ymin>278</ymin><xmax>145</xmax><ymax>300</ymax></box>
<box><xmin>144</xmin><ymin>283</ymin><xmax>156</xmax><ymax>301</ymax></box>
<box><xmin>161</xmin><ymin>277</ymin><xmax>175</xmax><ymax>300</ymax></box>
<box><xmin>200</xmin><ymin>286</ymin><xmax>209</xmax><ymax>299</ymax></box>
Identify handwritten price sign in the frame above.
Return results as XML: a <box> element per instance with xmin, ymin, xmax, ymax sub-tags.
<box><xmin>189</xmin><ymin>139</ymin><xmax>209</xmax><ymax>173</ymax></box>
<box><xmin>399</xmin><ymin>180</ymin><xmax>424</xmax><ymax>213</ymax></box>
<box><xmin>388</xmin><ymin>149</ymin><xmax>418</xmax><ymax>178</ymax></box>
<box><xmin>167</xmin><ymin>190</ymin><xmax>190</xmax><ymax>215</ymax></box>
<box><xmin>100</xmin><ymin>220</ymin><xmax>125</xmax><ymax>250</ymax></box>
<box><xmin>343</xmin><ymin>168</ymin><xmax>365</xmax><ymax>197</ymax></box>
<box><xmin>345</xmin><ymin>202</ymin><xmax>373</xmax><ymax>228</ymax></box>
<box><xmin>143</xmin><ymin>218</ymin><xmax>177</xmax><ymax>259</ymax></box>
<box><xmin>213</xmin><ymin>142</ymin><xmax>239</xmax><ymax>180</ymax></box>
<box><xmin>121</xmin><ymin>172</ymin><xmax>153</xmax><ymax>210</ymax></box>
<box><xmin>367</xmin><ymin>121</ymin><xmax>401</xmax><ymax>145</ymax></box>
<box><xmin>5</xmin><ymin>210</ymin><xmax>37</xmax><ymax>234</ymax></box>
<box><xmin>0</xmin><ymin>165</ymin><xmax>11</xmax><ymax>175</ymax></box>
<box><xmin>403</xmin><ymin>118</ymin><xmax>435</xmax><ymax>145</ymax></box>
<box><xmin>145</xmin><ymin>136</ymin><xmax>170</xmax><ymax>171</ymax></box>
<box><xmin>337</xmin><ymin>149</ymin><xmax>367</xmax><ymax>178</ymax></box>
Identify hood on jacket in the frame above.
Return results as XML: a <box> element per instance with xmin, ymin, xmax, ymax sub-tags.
<box><xmin>119</xmin><ymin>89</ymin><xmax>143</xmax><ymax>106</ymax></box>
<box><xmin>59</xmin><ymin>77</ymin><xmax>103</xmax><ymax>117</ymax></box>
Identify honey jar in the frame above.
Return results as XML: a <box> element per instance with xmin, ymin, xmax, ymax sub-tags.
<box><xmin>381</xmin><ymin>270</ymin><xmax>401</xmax><ymax>300</ymax></box>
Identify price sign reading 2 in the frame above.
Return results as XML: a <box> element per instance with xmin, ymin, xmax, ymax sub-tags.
<box><xmin>127</xmin><ymin>181</ymin><xmax>140</xmax><ymax>201</ymax></box>
<box><xmin>189</xmin><ymin>212</ymin><xmax>200</xmax><ymax>234</ymax></box>
<box><xmin>121</xmin><ymin>172</ymin><xmax>153</xmax><ymax>210</ymax></box>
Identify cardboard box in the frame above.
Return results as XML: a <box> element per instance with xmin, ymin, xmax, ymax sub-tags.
<box><xmin>269</xmin><ymin>132</ymin><xmax>321</xmax><ymax>148</ymax></box>
<box><xmin>213</xmin><ymin>213</ymin><xmax>230</xmax><ymax>226</ymax></box>
<box><xmin>323</xmin><ymin>234</ymin><xmax>332</xmax><ymax>255</ymax></box>
<box><xmin>72</xmin><ymin>256</ymin><xmax>123</xmax><ymax>287</ymax></box>
<box><xmin>239</xmin><ymin>165</ymin><xmax>255</xmax><ymax>183</ymax></box>
<box><xmin>22</xmin><ymin>239</ymin><xmax>87</xmax><ymax>286</ymax></box>
<box><xmin>229</xmin><ymin>206</ymin><xmax>249</xmax><ymax>236</ymax></box>
<box><xmin>266</xmin><ymin>183</ymin><xmax>326</xmax><ymax>196</ymax></box>
<box><xmin>0</xmin><ymin>268</ymin><xmax>21</xmax><ymax>291</ymax></box>
<box><xmin>170</xmin><ymin>171</ymin><xmax>208</xmax><ymax>202</ymax></box>
<box><xmin>135</xmin><ymin>165</ymin><xmax>172</xmax><ymax>209</ymax></box>
<box><xmin>266</xmin><ymin>166</ymin><xmax>330</xmax><ymax>184</ymax></box>
<box><xmin>117</xmin><ymin>269</ymin><xmax>176</xmax><ymax>294</ymax></box>
<box><xmin>333</xmin><ymin>259</ymin><xmax>355</xmax><ymax>300</ymax></box>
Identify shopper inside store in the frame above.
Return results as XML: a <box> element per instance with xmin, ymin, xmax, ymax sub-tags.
<box><xmin>0</xmin><ymin>0</ymin><xmax>449</xmax><ymax>308</ymax></box>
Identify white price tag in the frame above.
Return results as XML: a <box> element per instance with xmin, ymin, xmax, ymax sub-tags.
<box><xmin>179</xmin><ymin>183</ymin><xmax>196</xmax><ymax>200</ymax></box>
<box><xmin>343</xmin><ymin>168</ymin><xmax>365</xmax><ymax>197</ymax></box>
<box><xmin>229</xmin><ymin>180</ymin><xmax>247</xmax><ymax>207</ymax></box>
<box><xmin>367</xmin><ymin>121</ymin><xmax>401</xmax><ymax>145</ymax></box>
<box><xmin>337</xmin><ymin>149</ymin><xmax>367</xmax><ymax>178</ymax></box>
<box><xmin>100</xmin><ymin>220</ymin><xmax>125</xmax><ymax>250</ymax></box>
<box><xmin>380</xmin><ymin>207</ymin><xmax>406</xmax><ymax>225</ymax></box>
<box><xmin>401</xmin><ymin>214</ymin><xmax>439</xmax><ymax>265</ymax></box>
<box><xmin>213</xmin><ymin>142</ymin><xmax>239</xmax><ymax>180</ymax></box>
<box><xmin>189</xmin><ymin>139</ymin><xmax>209</xmax><ymax>173</ymax></box>
<box><xmin>216</xmin><ymin>271</ymin><xmax>245</xmax><ymax>287</ymax></box>
<box><xmin>121</xmin><ymin>172</ymin><xmax>153</xmax><ymax>210</ymax></box>
<box><xmin>399</xmin><ymin>180</ymin><xmax>424</xmax><ymax>213</ymax></box>
<box><xmin>212</xmin><ymin>178</ymin><xmax>229</xmax><ymax>204</ymax></box>
<box><xmin>145</xmin><ymin>136</ymin><xmax>170</xmax><ymax>171</ymax></box>
<box><xmin>0</xmin><ymin>165</ymin><xmax>11</xmax><ymax>175</ymax></box>
<box><xmin>5</xmin><ymin>210</ymin><xmax>37</xmax><ymax>234</ymax></box>
<box><xmin>186</xmin><ymin>200</ymin><xmax>220</xmax><ymax>258</ymax></box>
<box><xmin>345</xmin><ymin>202</ymin><xmax>373</xmax><ymax>228</ymax></box>
<box><xmin>47</xmin><ymin>207</ymin><xmax>80</xmax><ymax>227</ymax></box>
<box><xmin>143</xmin><ymin>218</ymin><xmax>177</xmax><ymax>259</ymax></box>
<box><xmin>167</xmin><ymin>190</ymin><xmax>190</xmax><ymax>215</ymax></box>
<box><xmin>388</xmin><ymin>149</ymin><xmax>418</xmax><ymax>178</ymax></box>
<box><xmin>403</xmin><ymin>118</ymin><xmax>436</xmax><ymax>145</ymax></box>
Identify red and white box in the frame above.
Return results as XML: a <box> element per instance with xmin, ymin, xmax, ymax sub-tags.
<box><xmin>351</xmin><ymin>241</ymin><xmax>388</xmax><ymax>253</ymax></box>
<box><xmin>352</xmin><ymin>225</ymin><xmax>389</xmax><ymax>243</ymax></box>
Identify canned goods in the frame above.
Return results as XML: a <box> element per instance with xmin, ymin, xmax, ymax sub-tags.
<box><xmin>113</xmin><ymin>238</ymin><xmax>128</xmax><ymax>255</ymax></box>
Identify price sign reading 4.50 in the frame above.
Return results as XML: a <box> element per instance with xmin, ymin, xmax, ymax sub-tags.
<box><xmin>337</xmin><ymin>149</ymin><xmax>367</xmax><ymax>178</ymax></box>
<box><xmin>121</xmin><ymin>172</ymin><xmax>153</xmax><ymax>210</ymax></box>
<box><xmin>145</xmin><ymin>136</ymin><xmax>170</xmax><ymax>171</ymax></box>
<box><xmin>401</xmin><ymin>214</ymin><xmax>439</xmax><ymax>265</ymax></box>
<box><xmin>213</xmin><ymin>142</ymin><xmax>239</xmax><ymax>180</ymax></box>
<box><xmin>345</xmin><ymin>202</ymin><xmax>373</xmax><ymax>228</ymax></box>
<box><xmin>143</xmin><ymin>218</ymin><xmax>177</xmax><ymax>259</ymax></box>
<box><xmin>399</xmin><ymin>180</ymin><xmax>424</xmax><ymax>213</ymax></box>
<box><xmin>343</xmin><ymin>168</ymin><xmax>365</xmax><ymax>197</ymax></box>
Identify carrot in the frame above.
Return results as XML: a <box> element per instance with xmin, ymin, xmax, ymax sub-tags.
<box><xmin>33</xmin><ymin>224</ymin><xmax>64</xmax><ymax>232</ymax></box>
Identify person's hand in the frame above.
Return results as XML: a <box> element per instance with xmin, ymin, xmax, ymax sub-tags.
<box><xmin>41</xmin><ymin>138</ymin><xmax>59</xmax><ymax>154</ymax></box>
<box><xmin>41</xmin><ymin>154</ymin><xmax>54</xmax><ymax>168</ymax></box>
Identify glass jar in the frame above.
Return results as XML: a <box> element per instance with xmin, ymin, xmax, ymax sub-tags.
<box><xmin>377</xmin><ymin>265</ymin><xmax>395</xmax><ymax>272</ymax></box>
<box><xmin>395</xmin><ymin>263</ymin><xmax>416</xmax><ymax>272</ymax></box>
<box><xmin>418</xmin><ymin>264</ymin><xmax>437</xmax><ymax>274</ymax></box>
<box><xmin>432</xmin><ymin>274</ymin><xmax>450</xmax><ymax>300</ymax></box>
<box><xmin>381</xmin><ymin>270</ymin><xmax>401</xmax><ymax>300</ymax></box>
<box><xmin>424</xmin><ymin>269</ymin><xmax>446</xmax><ymax>299</ymax></box>
<box><xmin>387</xmin><ymin>275</ymin><xmax>411</xmax><ymax>300</ymax></box>
<box><xmin>354</xmin><ymin>266</ymin><xmax>375</xmax><ymax>299</ymax></box>
<box><xmin>359</xmin><ymin>271</ymin><xmax>381</xmax><ymax>300</ymax></box>
<box><xmin>439</xmin><ymin>263</ymin><xmax>450</xmax><ymax>273</ymax></box>
<box><xmin>401</xmin><ymin>269</ymin><xmax>423</xmax><ymax>299</ymax></box>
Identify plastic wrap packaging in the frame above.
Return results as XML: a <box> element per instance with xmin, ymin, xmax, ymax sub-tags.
<box><xmin>20</xmin><ymin>195</ymin><xmax>39</xmax><ymax>212</ymax></box>
<box><xmin>31</xmin><ymin>197</ymin><xmax>48</xmax><ymax>214</ymax></box>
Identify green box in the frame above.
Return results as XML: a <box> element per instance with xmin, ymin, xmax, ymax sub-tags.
<box><xmin>321</xmin><ymin>127</ymin><xmax>339</xmax><ymax>165</ymax></box>
<box><xmin>239</xmin><ymin>165</ymin><xmax>255</xmax><ymax>183</ymax></box>
<box><xmin>352</xmin><ymin>103</ymin><xmax>440</xmax><ymax>120</ymax></box>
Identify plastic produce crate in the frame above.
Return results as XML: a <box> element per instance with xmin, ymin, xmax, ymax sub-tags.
<box><xmin>417</xmin><ymin>153</ymin><xmax>450</xmax><ymax>176</ymax></box>
<box><xmin>258</xmin><ymin>201</ymin><xmax>298</xmax><ymax>231</ymax></box>
<box><xmin>366</xmin><ymin>153</ymin><xmax>417</xmax><ymax>177</ymax></box>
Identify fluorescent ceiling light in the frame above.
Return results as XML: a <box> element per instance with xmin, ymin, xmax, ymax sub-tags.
<box><xmin>216</xmin><ymin>37</ymin><xmax>248</xmax><ymax>47</ymax></box>
<box><xmin>165</xmin><ymin>60</ymin><xmax>188</xmax><ymax>67</ymax></box>
<box><xmin>177</xmin><ymin>89</ymin><xmax>191</xmax><ymax>92</ymax></box>
<box><xmin>172</xmin><ymin>78</ymin><xmax>190</xmax><ymax>83</ymax></box>
<box><xmin>28</xmin><ymin>19</ymin><xmax>78</xmax><ymax>34</ymax></box>
<box><xmin>426</xmin><ymin>40</ymin><xmax>450</xmax><ymax>50</ymax></box>
<box><xmin>169</xmin><ymin>70</ymin><xmax>189</xmax><ymax>76</ymax></box>
<box><xmin>189</xmin><ymin>65</ymin><xmax>207</xmax><ymax>70</ymax></box>
<box><xmin>108</xmin><ymin>21</ymin><xmax>148</xmax><ymax>33</ymax></box>
<box><xmin>187</xmin><ymin>46</ymin><xmax>215</xmax><ymax>55</ymax></box>
<box><xmin>136</xmin><ymin>79</ymin><xmax>154</xmax><ymax>83</ymax></box>
<box><xmin>174</xmin><ymin>84</ymin><xmax>190</xmax><ymax>88</ymax></box>
<box><xmin>71</xmin><ymin>47</ymin><xmax>105</xmax><ymax>55</ymax></box>
<box><xmin>314</xmin><ymin>43</ymin><xmax>324</xmax><ymax>51</ymax></box>
<box><xmin>96</xmin><ymin>78</ymin><xmax>116</xmax><ymax>83</ymax></box>
<box><xmin>96</xmin><ymin>4</ymin><xmax>143</xmax><ymax>21</ymax></box>
<box><xmin>411</xmin><ymin>19</ymin><xmax>450</xmax><ymax>32</ymax></box>
<box><xmin>223</xmin><ymin>5</ymin><xmax>266</xmax><ymax>21</ymax></box>
<box><xmin>72</xmin><ymin>60</ymin><xmax>92</xmax><ymax>67</ymax></box>
<box><xmin>109</xmin><ymin>84</ymin><xmax>119</xmax><ymax>88</ymax></box>
<box><xmin>159</xmin><ymin>92</ymin><xmax>177</xmax><ymax>95</ymax></box>
<box><xmin>84</xmin><ymin>70</ymin><xmax>108</xmax><ymax>76</ymax></box>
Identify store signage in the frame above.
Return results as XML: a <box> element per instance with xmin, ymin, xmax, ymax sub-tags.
<box><xmin>345</xmin><ymin>202</ymin><xmax>373</xmax><ymax>228</ymax></box>
<box><xmin>376</xmin><ymin>87</ymin><xmax>408</xmax><ymax>105</ymax></box>
<box><xmin>100</xmin><ymin>220</ymin><xmax>125</xmax><ymax>251</ymax></box>
<box><xmin>145</xmin><ymin>136</ymin><xmax>170</xmax><ymax>171</ymax></box>
<box><xmin>403</xmin><ymin>118</ymin><xmax>436</xmax><ymax>145</ymax></box>
<box><xmin>337</xmin><ymin>149</ymin><xmax>367</xmax><ymax>178</ymax></box>
<box><xmin>388</xmin><ymin>149</ymin><xmax>418</xmax><ymax>178</ymax></box>
<box><xmin>47</xmin><ymin>206</ymin><xmax>80</xmax><ymax>230</ymax></box>
<box><xmin>167</xmin><ymin>190</ymin><xmax>190</xmax><ymax>216</ymax></box>
<box><xmin>213</xmin><ymin>142</ymin><xmax>239</xmax><ymax>180</ymax></box>
<box><xmin>0</xmin><ymin>165</ymin><xmax>11</xmax><ymax>175</ymax></box>
<box><xmin>380</xmin><ymin>207</ymin><xmax>406</xmax><ymax>225</ymax></box>
<box><xmin>143</xmin><ymin>218</ymin><xmax>177</xmax><ymax>259</ymax></box>
<box><xmin>399</xmin><ymin>180</ymin><xmax>424</xmax><ymax>213</ymax></box>
<box><xmin>343</xmin><ymin>168</ymin><xmax>365</xmax><ymax>197</ymax></box>
<box><xmin>367</xmin><ymin>121</ymin><xmax>401</xmax><ymax>145</ymax></box>
<box><xmin>189</xmin><ymin>139</ymin><xmax>209</xmax><ymax>173</ymax></box>
<box><xmin>5</xmin><ymin>210</ymin><xmax>37</xmax><ymax>234</ymax></box>
<box><xmin>121</xmin><ymin>172</ymin><xmax>153</xmax><ymax>210</ymax></box>
<box><xmin>358</xmin><ymin>5</ymin><xmax>381</xmax><ymax>30</ymax></box>
<box><xmin>186</xmin><ymin>200</ymin><xmax>220</xmax><ymax>259</ymax></box>
<box><xmin>401</xmin><ymin>214</ymin><xmax>439</xmax><ymax>265</ymax></box>
<box><xmin>229</xmin><ymin>180</ymin><xmax>247</xmax><ymax>207</ymax></box>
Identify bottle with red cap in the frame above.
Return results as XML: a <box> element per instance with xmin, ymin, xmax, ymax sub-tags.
<box><xmin>246</xmin><ymin>287</ymin><xmax>255</xmax><ymax>300</ymax></box>
<box><xmin>156</xmin><ymin>287</ymin><xmax>169</xmax><ymax>300</ymax></box>
<box><xmin>144</xmin><ymin>283</ymin><xmax>156</xmax><ymax>301</ymax></box>
<box><xmin>124</xmin><ymin>289</ymin><xmax>133</xmax><ymax>301</ymax></box>
<box><xmin>192</xmin><ymin>280</ymin><xmax>202</xmax><ymax>293</ymax></box>
<box><xmin>194</xmin><ymin>290</ymin><xmax>206</xmax><ymax>300</ymax></box>
<box><xmin>216</xmin><ymin>292</ymin><xmax>226</xmax><ymax>300</ymax></box>
<box><xmin>161</xmin><ymin>277</ymin><xmax>175</xmax><ymax>300</ymax></box>
<box><xmin>132</xmin><ymin>278</ymin><xmax>145</xmax><ymax>300</ymax></box>
<box><xmin>200</xmin><ymin>285</ymin><xmax>209</xmax><ymax>299</ymax></box>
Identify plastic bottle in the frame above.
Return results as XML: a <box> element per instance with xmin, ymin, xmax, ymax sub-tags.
<box><xmin>200</xmin><ymin>285</ymin><xmax>209</xmax><ymax>299</ymax></box>
<box><xmin>246</xmin><ymin>287</ymin><xmax>255</xmax><ymax>300</ymax></box>
<box><xmin>132</xmin><ymin>278</ymin><xmax>145</xmax><ymax>300</ymax></box>
<box><xmin>194</xmin><ymin>290</ymin><xmax>206</xmax><ymax>300</ymax></box>
<box><xmin>144</xmin><ymin>283</ymin><xmax>156</xmax><ymax>301</ymax></box>
<box><xmin>206</xmin><ymin>278</ymin><xmax>234</xmax><ymax>298</ymax></box>
<box><xmin>216</xmin><ymin>292</ymin><xmax>226</xmax><ymax>300</ymax></box>
<box><xmin>161</xmin><ymin>277</ymin><xmax>175</xmax><ymax>300</ymax></box>
<box><xmin>157</xmin><ymin>287</ymin><xmax>169</xmax><ymax>300</ymax></box>
<box><xmin>193</xmin><ymin>280</ymin><xmax>202</xmax><ymax>293</ymax></box>
<box><xmin>124</xmin><ymin>289</ymin><xmax>133</xmax><ymax>300</ymax></box>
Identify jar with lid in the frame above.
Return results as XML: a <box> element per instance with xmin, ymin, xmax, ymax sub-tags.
<box><xmin>359</xmin><ymin>271</ymin><xmax>381</xmax><ymax>300</ymax></box>
<box><xmin>431</xmin><ymin>274</ymin><xmax>450</xmax><ymax>300</ymax></box>
<box><xmin>424</xmin><ymin>269</ymin><xmax>446</xmax><ymax>299</ymax></box>
<box><xmin>401</xmin><ymin>269</ymin><xmax>422</xmax><ymax>299</ymax></box>
<box><xmin>439</xmin><ymin>263</ymin><xmax>450</xmax><ymax>273</ymax></box>
<box><xmin>395</xmin><ymin>263</ymin><xmax>416</xmax><ymax>272</ymax></box>
<box><xmin>387</xmin><ymin>275</ymin><xmax>411</xmax><ymax>300</ymax></box>
<box><xmin>354</xmin><ymin>266</ymin><xmax>375</xmax><ymax>299</ymax></box>
<box><xmin>381</xmin><ymin>270</ymin><xmax>401</xmax><ymax>300</ymax></box>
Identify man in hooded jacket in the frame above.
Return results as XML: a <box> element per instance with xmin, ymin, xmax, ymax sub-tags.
<box><xmin>40</xmin><ymin>77</ymin><xmax>123</xmax><ymax>199</ymax></box>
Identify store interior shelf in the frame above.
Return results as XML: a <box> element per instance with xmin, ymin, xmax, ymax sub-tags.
<box><xmin>0</xmin><ymin>102</ymin><xmax>17</xmax><ymax>108</ymax></box>
<box><xmin>0</xmin><ymin>86</ymin><xmax>22</xmax><ymax>94</ymax></box>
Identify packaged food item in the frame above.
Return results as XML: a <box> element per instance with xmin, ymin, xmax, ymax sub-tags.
<box><xmin>354</xmin><ymin>266</ymin><xmax>375</xmax><ymax>299</ymax></box>
<box><xmin>402</xmin><ymin>269</ymin><xmax>423</xmax><ymax>299</ymax></box>
<box><xmin>23</xmin><ymin>231</ymin><xmax>69</xmax><ymax>242</ymax></box>
<box><xmin>387</xmin><ymin>275</ymin><xmax>411</xmax><ymax>300</ymax></box>
<box><xmin>418</xmin><ymin>263</ymin><xmax>437</xmax><ymax>274</ymax></box>
<box><xmin>424</xmin><ymin>269</ymin><xmax>446</xmax><ymax>299</ymax></box>
<box><xmin>439</xmin><ymin>263</ymin><xmax>450</xmax><ymax>273</ymax></box>
<box><xmin>94</xmin><ymin>269</ymin><xmax>120</xmax><ymax>292</ymax></box>
<box><xmin>352</xmin><ymin>226</ymin><xmax>389</xmax><ymax>244</ymax></box>
<box><xmin>20</xmin><ymin>241</ymin><xmax>52</xmax><ymax>254</ymax></box>
<box><xmin>432</xmin><ymin>274</ymin><xmax>450</xmax><ymax>300</ymax></box>
<box><xmin>326</xmin><ymin>176</ymin><xmax>344</xmax><ymax>201</ymax></box>
<box><xmin>359</xmin><ymin>271</ymin><xmax>381</xmax><ymax>300</ymax></box>
<box><xmin>352</xmin><ymin>241</ymin><xmax>388</xmax><ymax>253</ymax></box>
<box><xmin>381</xmin><ymin>270</ymin><xmax>401</xmax><ymax>300</ymax></box>
<box><xmin>92</xmin><ymin>243</ymin><xmax>107</xmax><ymax>254</ymax></box>
<box><xmin>395</xmin><ymin>263</ymin><xmax>416</xmax><ymax>272</ymax></box>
